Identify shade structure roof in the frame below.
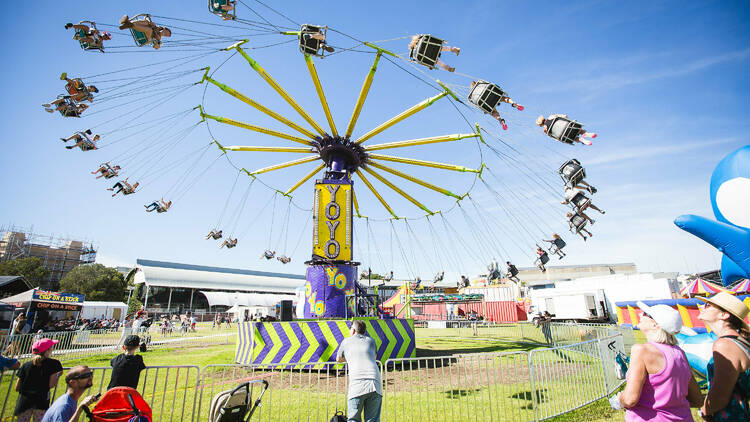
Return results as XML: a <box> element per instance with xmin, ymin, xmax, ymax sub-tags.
<box><xmin>133</xmin><ymin>259</ymin><xmax>305</xmax><ymax>294</ymax></box>
<box><xmin>680</xmin><ymin>278</ymin><xmax>731</xmax><ymax>297</ymax></box>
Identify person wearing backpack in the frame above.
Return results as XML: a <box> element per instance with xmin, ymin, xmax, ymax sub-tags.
<box><xmin>697</xmin><ymin>292</ymin><xmax>750</xmax><ymax>421</ymax></box>
<box><xmin>336</xmin><ymin>320</ymin><xmax>381</xmax><ymax>422</ymax></box>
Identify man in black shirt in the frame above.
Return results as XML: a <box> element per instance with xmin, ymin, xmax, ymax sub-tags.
<box><xmin>107</xmin><ymin>335</ymin><xmax>146</xmax><ymax>390</ymax></box>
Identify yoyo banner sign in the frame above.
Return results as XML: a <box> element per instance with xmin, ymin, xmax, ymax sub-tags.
<box><xmin>313</xmin><ymin>180</ymin><xmax>353</xmax><ymax>261</ymax></box>
<box><xmin>31</xmin><ymin>289</ymin><xmax>85</xmax><ymax>311</ymax></box>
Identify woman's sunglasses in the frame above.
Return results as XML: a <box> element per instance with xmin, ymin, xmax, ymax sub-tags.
<box><xmin>641</xmin><ymin>312</ymin><xmax>653</xmax><ymax>320</ymax></box>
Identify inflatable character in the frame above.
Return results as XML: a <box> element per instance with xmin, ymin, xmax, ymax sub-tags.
<box><xmin>674</xmin><ymin>145</ymin><xmax>750</xmax><ymax>286</ymax></box>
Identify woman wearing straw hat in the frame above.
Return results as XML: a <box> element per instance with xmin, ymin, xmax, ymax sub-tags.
<box><xmin>612</xmin><ymin>301</ymin><xmax>703</xmax><ymax>420</ymax></box>
<box><xmin>697</xmin><ymin>291</ymin><xmax>750</xmax><ymax>421</ymax></box>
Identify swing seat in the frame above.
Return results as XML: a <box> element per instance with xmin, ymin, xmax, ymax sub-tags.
<box><xmin>409</xmin><ymin>34</ymin><xmax>444</xmax><ymax>69</ymax></box>
<box><xmin>552</xmin><ymin>238</ymin><xmax>566</xmax><ymax>250</ymax></box>
<box><xmin>298</xmin><ymin>24</ymin><xmax>328</xmax><ymax>57</ymax></box>
<box><xmin>80</xmin><ymin>142</ymin><xmax>96</xmax><ymax>151</ymax></box>
<box><xmin>209</xmin><ymin>231</ymin><xmax>223</xmax><ymax>240</ymax></box>
<box><xmin>569</xmin><ymin>214</ymin><xmax>588</xmax><ymax>233</ymax></box>
<box><xmin>468</xmin><ymin>80</ymin><xmax>507</xmax><ymax>114</ymax></box>
<box><xmin>536</xmin><ymin>253</ymin><xmax>550</xmax><ymax>266</ymax></box>
<box><xmin>65</xmin><ymin>79</ymin><xmax>86</xmax><ymax>96</ymax></box>
<box><xmin>570</xmin><ymin>192</ymin><xmax>590</xmax><ymax>209</ymax></box>
<box><xmin>547</xmin><ymin>117</ymin><xmax>583</xmax><ymax>145</ymax></box>
<box><xmin>558</xmin><ymin>159</ymin><xmax>586</xmax><ymax>186</ymax></box>
<box><xmin>209</xmin><ymin>0</ymin><xmax>236</xmax><ymax>19</ymax></box>
<box><xmin>126</xmin><ymin>14</ymin><xmax>159</xmax><ymax>48</ymax></box>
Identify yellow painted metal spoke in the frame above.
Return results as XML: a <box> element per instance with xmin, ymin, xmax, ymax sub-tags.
<box><xmin>346</xmin><ymin>51</ymin><xmax>381</xmax><ymax>139</ymax></box>
<box><xmin>304</xmin><ymin>55</ymin><xmax>338</xmax><ymax>137</ymax></box>
<box><xmin>202</xmin><ymin>112</ymin><xmax>312</xmax><ymax>146</ymax></box>
<box><xmin>355</xmin><ymin>169</ymin><xmax>398</xmax><ymax>219</ymax></box>
<box><xmin>352</xmin><ymin>189</ymin><xmax>361</xmax><ymax>217</ymax></box>
<box><xmin>355</xmin><ymin>92</ymin><xmax>448</xmax><ymax>145</ymax></box>
<box><xmin>366</xmin><ymin>161</ymin><xmax>461</xmax><ymax>199</ymax></box>
<box><xmin>364</xmin><ymin>133</ymin><xmax>478</xmax><ymax>151</ymax></box>
<box><xmin>202</xmin><ymin>73</ymin><xmax>317</xmax><ymax>140</ymax></box>
<box><xmin>249</xmin><ymin>155</ymin><xmax>319</xmax><ymax>175</ymax></box>
<box><xmin>285</xmin><ymin>163</ymin><xmax>325</xmax><ymax>195</ymax></box>
<box><xmin>233</xmin><ymin>45</ymin><xmax>328</xmax><ymax>137</ymax></box>
<box><xmin>222</xmin><ymin>146</ymin><xmax>313</xmax><ymax>153</ymax></box>
<box><xmin>368</xmin><ymin>154</ymin><xmax>480</xmax><ymax>173</ymax></box>
<box><xmin>361</xmin><ymin>167</ymin><xmax>432</xmax><ymax>214</ymax></box>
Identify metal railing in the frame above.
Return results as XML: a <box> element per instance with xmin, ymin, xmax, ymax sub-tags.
<box><xmin>1</xmin><ymin>327</ymin><xmax>235</xmax><ymax>362</ymax></box>
<box><xmin>0</xmin><ymin>322</ymin><xmax>627</xmax><ymax>422</ymax></box>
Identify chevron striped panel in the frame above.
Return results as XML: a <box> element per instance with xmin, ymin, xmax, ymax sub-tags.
<box><xmin>235</xmin><ymin>319</ymin><xmax>415</xmax><ymax>368</ymax></box>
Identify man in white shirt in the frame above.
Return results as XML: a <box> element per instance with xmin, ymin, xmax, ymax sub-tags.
<box><xmin>337</xmin><ymin>320</ymin><xmax>382</xmax><ymax>422</ymax></box>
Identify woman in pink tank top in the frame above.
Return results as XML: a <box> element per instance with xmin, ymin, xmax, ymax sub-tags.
<box><xmin>615</xmin><ymin>301</ymin><xmax>703</xmax><ymax>421</ymax></box>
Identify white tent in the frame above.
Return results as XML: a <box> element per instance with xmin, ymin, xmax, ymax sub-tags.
<box><xmin>80</xmin><ymin>301</ymin><xmax>128</xmax><ymax>322</ymax></box>
<box><xmin>199</xmin><ymin>291</ymin><xmax>293</xmax><ymax>308</ymax></box>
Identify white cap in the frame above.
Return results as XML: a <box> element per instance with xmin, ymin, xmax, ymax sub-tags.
<box><xmin>636</xmin><ymin>301</ymin><xmax>697</xmax><ymax>336</ymax></box>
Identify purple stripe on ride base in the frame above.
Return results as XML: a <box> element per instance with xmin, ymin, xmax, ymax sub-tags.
<box><xmin>253</xmin><ymin>323</ymin><xmax>273</xmax><ymax>364</ymax></box>
<box><xmin>370</xmin><ymin>320</ymin><xmax>388</xmax><ymax>359</ymax></box>
<box><xmin>307</xmin><ymin>322</ymin><xmax>327</xmax><ymax>363</ymax></box>
<box><xmin>401</xmin><ymin>320</ymin><xmax>415</xmax><ymax>358</ymax></box>
<box><xmin>385</xmin><ymin>319</ymin><xmax>404</xmax><ymax>359</ymax></box>
<box><xmin>288</xmin><ymin>322</ymin><xmax>309</xmax><ymax>364</ymax></box>
<box><xmin>270</xmin><ymin>323</ymin><xmax>291</xmax><ymax>364</ymax></box>
<box><xmin>326</xmin><ymin>320</ymin><xmax>345</xmax><ymax>359</ymax></box>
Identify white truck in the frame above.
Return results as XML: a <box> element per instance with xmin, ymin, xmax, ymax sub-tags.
<box><xmin>532</xmin><ymin>290</ymin><xmax>608</xmax><ymax>322</ymax></box>
<box><xmin>529</xmin><ymin>272</ymin><xmax>680</xmax><ymax>322</ymax></box>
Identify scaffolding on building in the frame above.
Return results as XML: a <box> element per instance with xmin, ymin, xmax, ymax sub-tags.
<box><xmin>0</xmin><ymin>225</ymin><xmax>97</xmax><ymax>289</ymax></box>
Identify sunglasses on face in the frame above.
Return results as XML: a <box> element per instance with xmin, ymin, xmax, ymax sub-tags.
<box><xmin>70</xmin><ymin>372</ymin><xmax>94</xmax><ymax>380</ymax></box>
<box><xmin>641</xmin><ymin>312</ymin><xmax>653</xmax><ymax>320</ymax></box>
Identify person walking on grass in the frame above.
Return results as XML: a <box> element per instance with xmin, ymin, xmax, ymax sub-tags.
<box><xmin>336</xmin><ymin>320</ymin><xmax>382</xmax><ymax>422</ymax></box>
<box><xmin>107</xmin><ymin>335</ymin><xmax>146</xmax><ymax>390</ymax></box>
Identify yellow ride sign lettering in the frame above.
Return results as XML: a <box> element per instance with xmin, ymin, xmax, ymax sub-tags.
<box><xmin>313</xmin><ymin>181</ymin><xmax>352</xmax><ymax>261</ymax></box>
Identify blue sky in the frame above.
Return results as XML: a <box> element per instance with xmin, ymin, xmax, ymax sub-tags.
<box><xmin>1</xmin><ymin>0</ymin><xmax>748</xmax><ymax>281</ymax></box>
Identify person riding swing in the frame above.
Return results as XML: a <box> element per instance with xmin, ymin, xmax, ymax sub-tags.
<box><xmin>119</xmin><ymin>14</ymin><xmax>172</xmax><ymax>50</ymax></box>
<box><xmin>558</xmin><ymin>159</ymin><xmax>597</xmax><ymax>193</ymax></box>
<box><xmin>206</xmin><ymin>229</ymin><xmax>223</xmax><ymax>240</ymax></box>
<box><xmin>298</xmin><ymin>24</ymin><xmax>334</xmax><ymax>57</ymax></box>
<box><xmin>543</xmin><ymin>234</ymin><xmax>567</xmax><ymax>259</ymax></box>
<box><xmin>277</xmin><ymin>255</ymin><xmax>291</xmax><ymax>264</ymax></box>
<box><xmin>535</xmin><ymin>246</ymin><xmax>550</xmax><ymax>273</ymax></box>
<box><xmin>468</xmin><ymin>80</ymin><xmax>523</xmax><ymax>130</ymax></box>
<box><xmin>220</xmin><ymin>237</ymin><xmax>238</xmax><ymax>249</ymax></box>
<box><xmin>408</xmin><ymin>34</ymin><xmax>460</xmax><ymax>72</ymax></box>
<box><xmin>92</xmin><ymin>162</ymin><xmax>121</xmax><ymax>179</ymax></box>
<box><xmin>64</xmin><ymin>21</ymin><xmax>111</xmax><ymax>52</ymax></box>
<box><xmin>62</xmin><ymin>129</ymin><xmax>99</xmax><ymax>151</ymax></box>
<box><xmin>144</xmin><ymin>198</ymin><xmax>172</xmax><ymax>213</ymax></box>
<box><xmin>568</xmin><ymin>211</ymin><xmax>593</xmax><ymax>241</ymax></box>
<box><xmin>261</xmin><ymin>250</ymin><xmax>276</xmax><ymax>260</ymax></box>
<box><xmin>536</xmin><ymin>114</ymin><xmax>597</xmax><ymax>146</ymax></box>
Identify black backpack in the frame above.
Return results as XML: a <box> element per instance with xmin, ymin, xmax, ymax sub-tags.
<box><xmin>329</xmin><ymin>410</ymin><xmax>346</xmax><ymax>422</ymax></box>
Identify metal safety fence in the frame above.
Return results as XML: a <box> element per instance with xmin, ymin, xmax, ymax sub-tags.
<box><xmin>0</xmin><ymin>328</ymin><xmax>234</xmax><ymax>362</ymax></box>
<box><xmin>1</xmin><ymin>323</ymin><xmax>627</xmax><ymax>422</ymax></box>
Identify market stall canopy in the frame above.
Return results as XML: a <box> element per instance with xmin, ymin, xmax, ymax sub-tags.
<box><xmin>3</xmin><ymin>288</ymin><xmax>84</xmax><ymax>311</ymax></box>
<box><xmin>134</xmin><ymin>259</ymin><xmax>304</xmax><ymax>294</ymax></box>
<box><xmin>0</xmin><ymin>276</ymin><xmax>33</xmax><ymax>300</ymax></box>
<box><xmin>730</xmin><ymin>279</ymin><xmax>750</xmax><ymax>294</ymax></box>
<box><xmin>680</xmin><ymin>278</ymin><xmax>732</xmax><ymax>297</ymax></box>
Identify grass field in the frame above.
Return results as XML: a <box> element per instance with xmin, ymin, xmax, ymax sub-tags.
<box><xmin>0</xmin><ymin>326</ymin><xmax>674</xmax><ymax>422</ymax></box>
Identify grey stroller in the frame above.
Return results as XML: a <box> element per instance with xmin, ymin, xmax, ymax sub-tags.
<box><xmin>209</xmin><ymin>380</ymin><xmax>269</xmax><ymax>422</ymax></box>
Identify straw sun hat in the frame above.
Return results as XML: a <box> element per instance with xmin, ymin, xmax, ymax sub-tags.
<box><xmin>697</xmin><ymin>291</ymin><xmax>750</xmax><ymax>331</ymax></box>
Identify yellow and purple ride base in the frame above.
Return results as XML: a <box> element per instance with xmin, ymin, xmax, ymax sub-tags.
<box><xmin>235</xmin><ymin>318</ymin><xmax>415</xmax><ymax>368</ymax></box>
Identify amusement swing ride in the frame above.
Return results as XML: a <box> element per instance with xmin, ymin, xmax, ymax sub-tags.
<box><xmin>43</xmin><ymin>2</ymin><xmax>607</xmax><ymax>365</ymax></box>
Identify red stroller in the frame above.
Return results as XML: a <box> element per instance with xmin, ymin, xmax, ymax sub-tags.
<box><xmin>85</xmin><ymin>387</ymin><xmax>152</xmax><ymax>422</ymax></box>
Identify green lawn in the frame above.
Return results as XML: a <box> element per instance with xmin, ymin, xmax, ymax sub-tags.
<box><xmin>1</xmin><ymin>325</ymin><xmax>635</xmax><ymax>421</ymax></box>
